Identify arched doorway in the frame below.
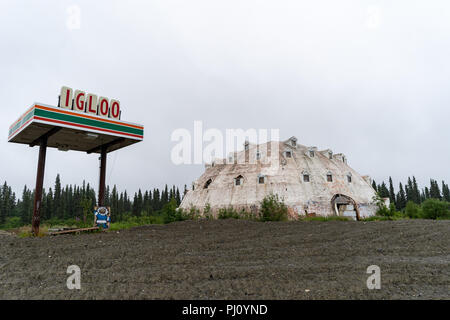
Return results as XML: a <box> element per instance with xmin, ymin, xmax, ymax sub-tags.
<box><xmin>331</xmin><ymin>194</ymin><xmax>360</xmax><ymax>221</ymax></box>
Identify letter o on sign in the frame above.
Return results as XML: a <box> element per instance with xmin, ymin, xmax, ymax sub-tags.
<box><xmin>98</xmin><ymin>97</ymin><xmax>109</xmax><ymax>118</ymax></box>
<box><xmin>110</xmin><ymin>99</ymin><xmax>120</xmax><ymax>119</ymax></box>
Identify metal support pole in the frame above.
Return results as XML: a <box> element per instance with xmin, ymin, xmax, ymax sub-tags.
<box><xmin>98</xmin><ymin>146</ymin><xmax>107</xmax><ymax>206</ymax></box>
<box><xmin>32</xmin><ymin>137</ymin><xmax>47</xmax><ymax>236</ymax></box>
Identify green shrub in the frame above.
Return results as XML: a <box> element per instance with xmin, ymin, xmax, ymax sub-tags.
<box><xmin>375</xmin><ymin>200</ymin><xmax>401</xmax><ymax>217</ymax></box>
<box><xmin>421</xmin><ymin>199</ymin><xmax>450</xmax><ymax>219</ymax></box>
<box><xmin>162</xmin><ymin>198</ymin><xmax>189</xmax><ymax>223</ymax></box>
<box><xmin>238</xmin><ymin>208</ymin><xmax>258</xmax><ymax>221</ymax></box>
<box><xmin>203</xmin><ymin>203</ymin><xmax>214</xmax><ymax>220</ymax></box>
<box><xmin>218</xmin><ymin>207</ymin><xmax>240</xmax><ymax>219</ymax></box>
<box><xmin>405</xmin><ymin>201</ymin><xmax>422</xmax><ymax>218</ymax></box>
<box><xmin>0</xmin><ymin>216</ymin><xmax>23</xmax><ymax>229</ymax></box>
<box><xmin>259</xmin><ymin>194</ymin><xmax>288</xmax><ymax>222</ymax></box>
<box><xmin>186</xmin><ymin>206</ymin><xmax>201</xmax><ymax>220</ymax></box>
<box><xmin>376</xmin><ymin>206</ymin><xmax>390</xmax><ymax>216</ymax></box>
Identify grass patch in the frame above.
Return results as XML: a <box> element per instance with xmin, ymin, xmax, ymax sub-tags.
<box><xmin>298</xmin><ymin>216</ymin><xmax>352</xmax><ymax>222</ymax></box>
<box><xmin>15</xmin><ymin>225</ymin><xmax>49</xmax><ymax>238</ymax></box>
<box><xmin>108</xmin><ymin>215</ymin><xmax>165</xmax><ymax>231</ymax></box>
<box><xmin>361</xmin><ymin>215</ymin><xmax>407</xmax><ymax>221</ymax></box>
<box><xmin>7</xmin><ymin>215</ymin><xmax>166</xmax><ymax>236</ymax></box>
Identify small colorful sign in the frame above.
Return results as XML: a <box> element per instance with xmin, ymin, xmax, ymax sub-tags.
<box><xmin>59</xmin><ymin>86</ymin><xmax>121</xmax><ymax>120</ymax></box>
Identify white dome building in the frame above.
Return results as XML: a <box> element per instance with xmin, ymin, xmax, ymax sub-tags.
<box><xmin>180</xmin><ymin>137</ymin><xmax>378</xmax><ymax>220</ymax></box>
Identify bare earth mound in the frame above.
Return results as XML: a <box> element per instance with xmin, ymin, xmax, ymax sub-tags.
<box><xmin>0</xmin><ymin>219</ymin><xmax>448</xmax><ymax>299</ymax></box>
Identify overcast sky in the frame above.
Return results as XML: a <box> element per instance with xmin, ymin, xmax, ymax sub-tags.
<box><xmin>1</xmin><ymin>0</ymin><xmax>449</xmax><ymax>198</ymax></box>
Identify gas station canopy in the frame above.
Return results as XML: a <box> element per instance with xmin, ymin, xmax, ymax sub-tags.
<box><xmin>8</xmin><ymin>103</ymin><xmax>144</xmax><ymax>153</ymax></box>
<box><xmin>9</xmin><ymin>88</ymin><xmax>144</xmax><ymax>236</ymax></box>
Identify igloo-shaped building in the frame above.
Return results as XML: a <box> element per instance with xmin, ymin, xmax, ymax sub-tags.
<box><xmin>180</xmin><ymin>137</ymin><xmax>378</xmax><ymax>220</ymax></box>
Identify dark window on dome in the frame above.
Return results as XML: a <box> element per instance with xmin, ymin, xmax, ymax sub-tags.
<box><xmin>327</xmin><ymin>174</ymin><xmax>333</xmax><ymax>182</ymax></box>
<box><xmin>347</xmin><ymin>175</ymin><xmax>352</xmax><ymax>183</ymax></box>
<box><xmin>286</xmin><ymin>151</ymin><xmax>292</xmax><ymax>158</ymax></box>
<box><xmin>204</xmin><ymin>179</ymin><xmax>212</xmax><ymax>189</ymax></box>
<box><xmin>303</xmin><ymin>174</ymin><xmax>310</xmax><ymax>182</ymax></box>
<box><xmin>309</xmin><ymin>151</ymin><xmax>314</xmax><ymax>157</ymax></box>
<box><xmin>329</xmin><ymin>152</ymin><xmax>333</xmax><ymax>159</ymax></box>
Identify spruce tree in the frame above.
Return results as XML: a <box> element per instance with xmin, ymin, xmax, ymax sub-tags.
<box><xmin>153</xmin><ymin>188</ymin><xmax>161</xmax><ymax>210</ymax></box>
<box><xmin>396</xmin><ymin>183</ymin><xmax>407</xmax><ymax>211</ymax></box>
<box><xmin>111</xmin><ymin>185</ymin><xmax>119</xmax><ymax>219</ymax></box>
<box><xmin>378</xmin><ymin>182</ymin><xmax>389</xmax><ymax>198</ymax></box>
<box><xmin>406</xmin><ymin>177</ymin><xmax>414</xmax><ymax>203</ymax></box>
<box><xmin>54</xmin><ymin>174</ymin><xmax>62</xmax><ymax>219</ymax></box>
<box><xmin>442</xmin><ymin>181</ymin><xmax>450</xmax><ymax>202</ymax></box>
<box><xmin>424</xmin><ymin>187</ymin><xmax>430</xmax><ymax>199</ymax></box>
<box><xmin>46</xmin><ymin>188</ymin><xmax>54</xmax><ymax>220</ymax></box>
<box><xmin>132</xmin><ymin>192</ymin><xmax>138</xmax><ymax>216</ymax></box>
<box><xmin>161</xmin><ymin>185</ymin><xmax>169</xmax><ymax>205</ymax></box>
<box><xmin>412</xmin><ymin>176</ymin><xmax>420</xmax><ymax>204</ymax></box>
<box><xmin>137</xmin><ymin>189</ymin><xmax>143</xmax><ymax>216</ymax></box>
<box><xmin>388</xmin><ymin>177</ymin><xmax>396</xmax><ymax>206</ymax></box>
<box><xmin>0</xmin><ymin>182</ymin><xmax>8</xmax><ymax>224</ymax></box>
<box><xmin>118</xmin><ymin>192</ymin><xmax>125</xmax><ymax>218</ymax></box>
<box><xmin>430</xmin><ymin>179</ymin><xmax>441</xmax><ymax>199</ymax></box>
<box><xmin>104</xmin><ymin>185</ymin><xmax>111</xmax><ymax>207</ymax></box>
<box><xmin>20</xmin><ymin>185</ymin><xmax>32</xmax><ymax>224</ymax></box>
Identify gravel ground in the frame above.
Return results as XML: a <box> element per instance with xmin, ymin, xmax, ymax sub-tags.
<box><xmin>0</xmin><ymin>219</ymin><xmax>448</xmax><ymax>299</ymax></box>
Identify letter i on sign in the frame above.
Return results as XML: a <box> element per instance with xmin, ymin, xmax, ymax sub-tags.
<box><xmin>59</xmin><ymin>86</ymin><xmax>73</xmax><ymax>109</ymax></box>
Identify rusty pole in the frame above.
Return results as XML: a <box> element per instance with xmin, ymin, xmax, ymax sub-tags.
<box><xmin>32</xmin><ymin>137</ymin><xmax>48</xmax><ymax>236</ymax></box>
<box><xmin>98</xmin><ymin>146</ymin><xmax>107</xmax><ymax>206</ymax></box>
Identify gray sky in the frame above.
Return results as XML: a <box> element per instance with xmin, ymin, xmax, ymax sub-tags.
<box><xmin>1</xmin><ymin>0</ymin><xmax>449</xmax><ymax>198</ymax></box>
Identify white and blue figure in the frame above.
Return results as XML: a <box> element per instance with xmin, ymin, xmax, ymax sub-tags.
<box><xmin>94</xmin><ymin>206</ymin><xmax>111</xmax><ymax>229</ymax></box>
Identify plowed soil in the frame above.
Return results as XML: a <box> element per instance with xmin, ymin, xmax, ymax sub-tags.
<box><xmin>0</xmin><ymin>219</ymin><xmax>448</xmax><ymax>299</ymax></box>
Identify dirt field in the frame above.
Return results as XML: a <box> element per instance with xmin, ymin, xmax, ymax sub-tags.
<box><xmin>0</xmin><ymin>219</ymin><xmax>448</xmax><ymax>299</ymax></box>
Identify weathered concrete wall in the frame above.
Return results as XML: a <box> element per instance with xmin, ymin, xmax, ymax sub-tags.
<box><xmin>180</xmin><ymin>137</ymin><xmax>378</xmax><ymax>219</ymax></box>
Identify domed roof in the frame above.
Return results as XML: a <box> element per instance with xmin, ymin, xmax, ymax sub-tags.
<box><xmin>180</xmin><ymin>137</ymin><xmax>377</xmax><ymax>218</ymax></box>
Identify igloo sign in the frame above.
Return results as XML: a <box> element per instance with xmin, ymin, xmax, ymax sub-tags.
<box><xmin>58</xmin><ymin>86</ymin><xmax>121</xmax><ymax>120</ymax></box>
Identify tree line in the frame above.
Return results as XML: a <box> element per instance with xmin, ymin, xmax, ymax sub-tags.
<box><xmin>372</xmin><ymin>176</ymin><xmax>450</xmax><ymax>210</ymax></box>
<box><xmin>0</xmin><ymin>174</ymin><xmax>185</xmax><ymax>228</ymax></box>
<box><xmin>1</xmin><ymin>174</ymin><xmax>449</xmax><ymax>229</ymax></box>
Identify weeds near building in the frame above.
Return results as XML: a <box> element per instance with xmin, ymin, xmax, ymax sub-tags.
<box><xmin>259</xmin><ymin>194</ymin><xmax>288</xmax><ymax>222</ymax></box>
